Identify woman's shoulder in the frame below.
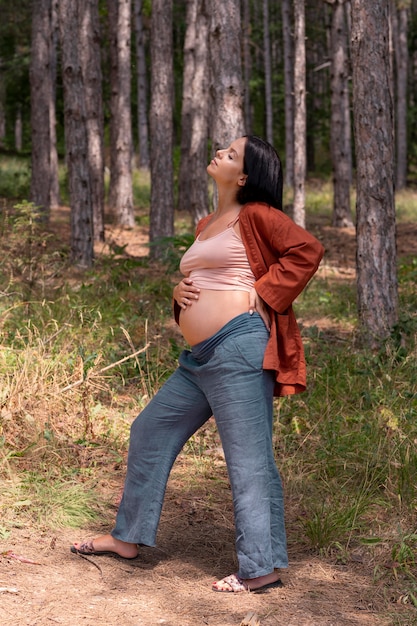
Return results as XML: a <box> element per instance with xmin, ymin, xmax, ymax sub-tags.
<box><xmin>240</xmin><ymin>202</ymin><xmax>290</xmax><ymax>227</ymax></box>
<box><xmin>195</xmin><ymin>214</ymin><xmax>213</xmax><ymax>237</ymax></box>
<box><xmin>240</xmin><ymin>202</ymin><xmax>324</xmax><ymax>249</ymax></box>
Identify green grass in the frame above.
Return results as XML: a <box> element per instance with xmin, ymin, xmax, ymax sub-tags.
<box><xmin>396</xmin><ymin>188</ymin><xmax>417</xmax><ymax>222</ymax></box>
<box><xmin>0</xmin><ymin>471</ymin><xmax>106</xmax><ymax>529</ymax></box>
<box><xmin>0</xmin><ymin>155</ymin><xmax>31</xmax><ymax>199</ymax></box>
<box><xmin>284</xmin><ymin>180</ymin><xmax>417</xmax><ymax>224</ymax></box>
<box><xmin>132</xmin><ymin>167</ymin><xmax>151</xmax><ymax>210</ymax></box>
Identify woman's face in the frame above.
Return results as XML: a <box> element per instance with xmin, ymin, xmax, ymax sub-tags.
<box><xmin>207</xmin><ymin>137</ymin><xmax>247</xmax><ymax>189</ymax></box>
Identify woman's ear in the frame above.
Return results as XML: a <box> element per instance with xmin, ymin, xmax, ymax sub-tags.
<box><xmin>238</xmin><ymin>174</ymin><xmax>248</xmax><ymax>187</ymax></box>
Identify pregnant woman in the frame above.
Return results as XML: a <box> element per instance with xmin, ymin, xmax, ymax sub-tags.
<box><xmin>72</xmin><ymin>135</ymin><xmax>324</xmax><ymax>593</ymax></box>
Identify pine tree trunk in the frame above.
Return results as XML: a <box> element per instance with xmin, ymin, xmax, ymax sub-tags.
<box><xmin>293</xmin><ymin>0</ymin><xmax>306</xmax><ymax>228</ymax></box>
<box><xmin>351</xmin><ymin>0</ymin><xmax>398</xmax><ymax>346</ymax></box>
<box><xmin>30</xmin><ymin>0</ymin><xmax>53</xmax><ymax>219</ymax></box>
<box><xmin>178</xmin><ymin>0</ymin><xmax>209</xmax><ymax>225</ymax></box>
<box><xmin>209</xmin><ymin>0</ymin><xmax>245</xmax><ymax>152</ymax></box>
<box><xmin>305</xmin><ymin>1</ymin><xmax>329</xmax><ymax>174</ymax></box>
<box><xmin>107</xmin><ymin>0</ymin><xmax>135</xmax><ymax>228</ymax></box>
<box><xmin>330</xmin><ymin>0</ymin><xmax>353</xmax><ymax>228</ymax></box>
<box><xmin>149</xmin><ymin>0</ymin><xmax>174</xmax><ymax>257</ymax></box>
<box><xmin>15</xmin><ymin>105</ymin><xmax>22</xmax><ymax>151</ymax></box>
<box><xmin>242</xmin><ymin>0</ymin><xmax>252</xmax><ymax>134</ymax></box>
<box><xmin>0</xmin><ymin>66</ymin><xmax>5</xmax><ymax>148</ymax></box>
<box><xmin>134</xmin><ymin>0</ymin><xmax>150</xmax><ymax>170</ymax></box>
<box><xmin>410</xmin><ymin>0</ymin><xmax>417</xmax><ymax>161</ymax></box>
<box><xmin>282</xmin><ymin>0</ymin><xmax>294</xmax><ymax>187</ymax></box>
<box><xmin>263</xmin><ymin>0</ymin><xmax>273</xmax><ymax>144</ymax></box>
<box><xmin>80</xmin><ymin>0</ymin><xmax>105</xmax><ymax>241</ymax></box>
<box><xmin>393</xmin><ymin>3</ymin><xmax>409</xmax><ymax>189</ymax></box>
<box><xmin>59</xmin><ymin>0</ymin><xmax>94</xmax><ymax>268</ymax></box>
<box><xmin>49</xmin><ymin>0</ymin><xmax>60</xmax><ymax>209</ymax></box>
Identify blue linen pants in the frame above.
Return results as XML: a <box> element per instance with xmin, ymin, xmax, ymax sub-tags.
<box><xmin>111</xmin><ymin>312</ymin><xmax>288</xmax><ymax>578</ymax></box>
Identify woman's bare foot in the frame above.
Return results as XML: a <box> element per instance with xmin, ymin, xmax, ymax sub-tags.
<box><xmin>71</xmin><ymin>534</ymin><xmax>138</xmax><ymax>559</ymax></box>
<box><xmin>212</xmin><ymin>570</ymin><xmax>282</xmax><ymax>593</ymax></box>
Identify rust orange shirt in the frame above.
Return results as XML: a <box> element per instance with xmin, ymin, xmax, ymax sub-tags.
<box><xmin>174</xmin><ymin>202</ymin><xmax>324</xmax><ymax>397</ymax></box>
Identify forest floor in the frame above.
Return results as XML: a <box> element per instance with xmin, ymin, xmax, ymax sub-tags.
<box><xmin>1</xmin><ymin>208</ymin><xmax>417</xmax><ymax>626</ymax></box>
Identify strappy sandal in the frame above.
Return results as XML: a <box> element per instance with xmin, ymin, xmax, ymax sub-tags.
<box><xmin>212</xmin><ymin>573</ymin><xmax>283</xmax><ymax>593</ymax></box>
<box><xmin>70</xmin><ymin>540</ymin><xmax>138</xmax><ymax>560</ymax></box>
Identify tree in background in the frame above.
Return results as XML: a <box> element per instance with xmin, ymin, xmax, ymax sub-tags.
<box><xmin>178</xmin><ymin>0</ymin><xmax>209</xmax><ymax>225</ymax></box>
<box><xmin>0</xmin><ymin>63</ymin><xmax>4</xmax><ymax>147</ymax></box>
<box><xmin>282</xmin><ymin>0</ymin><xmax>294</xmax><ymax>188</ymax></box>
<box><xmin>58</xmin><ymin>0</ymin><xmax>94</xmax><ymax>267</ymax></box>
<box><xmin>241</xmin><ymin>0</ymin><xmax>252</xmax><ymax>134</ymax></box>
<box><xmin>305</xmin><ymin>1</ymin><xmax>329</xmax><ymax>174</ymax></box>
<box><xmin>409</xmin><ymin>0</ymin><xmax>417</xmax><ymax>170</ymax></box>
<box><xmin>30</xmin><ymin>0</ymin><xmax>54</xmax><ymax>219</ymax></box>
<box><xmin>351</xmin><ymin>0</ymin><xmax>398</xmax><ymax>346</ymax></box>
<box><xmin>107</xmin><ymin>0</ymin><xmax>135</xmax><ymax>228</ymax></box>
<box><xmin>263</xmin><ymin>0</ymin><xmax>273</xmax><ymax>145</ymax></box>
<box><xmin>80</xmin><ymin>0</ymin><xmax>105</xmax><ymax>242</ymax></box>
<box><xmin>329</xmin><ymin>0</ymin><xmax>353</xmax><ymax>228</ymax></box>
<box><xmin>209</xmin><ymin>0</ymin><xmax>245</xmax><ymax>153</ymax></box>
<box><xmin>49</xmin><ymin>0</ymin><xmax>60</xmax><ymax>210</ymax></box>
<box><xmin>133</xmin><ymin>0</ymin><xmax>150</xmax><ymax>170</ymax></box>
<box><xmin>293</xmin><ymin>0</ymin><xmax>306</xmax><ymax>228</ymax></box>
<box><xmin>391</xmin><ymin>0</ymin><xmax>410</xmax><ymax>190</ymax></box>
<box><xmin>149</xmin><ymin>0</ymin><xmax>174</xmax><ymax>257</ymax></box>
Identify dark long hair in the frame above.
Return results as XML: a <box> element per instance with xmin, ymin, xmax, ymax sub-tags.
<box><xmin>236</xmin><ymin>135</ymin><xmax>283</xmax><ymax>210</ymax></box>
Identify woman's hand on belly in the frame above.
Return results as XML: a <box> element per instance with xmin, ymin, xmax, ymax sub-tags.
<box><xmin>173</xmin><ymin>278</ymin><xmax>200</xmax><ymax>310</ymax></box>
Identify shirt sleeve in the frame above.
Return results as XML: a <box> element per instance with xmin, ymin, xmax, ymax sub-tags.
<box><xmin>241</xmin><ymin>204</ymin><xmax>325</xmax><ymax>313</ymax></box>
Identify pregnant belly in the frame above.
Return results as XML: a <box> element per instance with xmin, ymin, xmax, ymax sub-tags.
<box><xmin>179</xmin><ymin>289</ymin><xmax>251</xmax><ymax>346</ymax></box>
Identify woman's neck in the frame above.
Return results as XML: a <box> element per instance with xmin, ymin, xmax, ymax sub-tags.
<box><xmin>214</xmin><ymin>189</ymin><xmax>242</xmax><ymax>217</ymax></box>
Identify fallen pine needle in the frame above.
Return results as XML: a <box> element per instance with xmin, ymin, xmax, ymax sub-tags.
<box><xmin>0</xmin><ymin>587</ymin><xmax>19</xmax><ymax>594</ymax></box>
<box><xmin>1</xmin><ymin>550</ymin><xmax>42</xmax><ymax>565</ymax></box>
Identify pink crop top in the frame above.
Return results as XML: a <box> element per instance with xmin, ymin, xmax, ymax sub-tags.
<box><xmin>179</xmin><ymin>223</ymin><xmax>255</xmax><ymax>292</ymax></box>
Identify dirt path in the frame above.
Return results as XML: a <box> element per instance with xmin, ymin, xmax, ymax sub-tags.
<box><xmin>0</xmin><ymin>456</ymin><xmax>408</xmax><ymax>626</ymax></box>
<box><xmin>0</xmin><ymin>543</ymin><xmax>390</xmax><ymax>626</ymax></box>
<box><xmin>0</xmin><ymin>515</ymin><xmax>393</xmax><ymax>626</ymax></box>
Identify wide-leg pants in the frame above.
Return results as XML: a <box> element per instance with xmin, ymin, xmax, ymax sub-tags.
<box><xmin>111</xmin><ymin>312</ymin><xmax>288</xmax><ymax>578</ymax></box>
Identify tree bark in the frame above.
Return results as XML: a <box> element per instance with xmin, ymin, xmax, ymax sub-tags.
<box><xmin>30</xmin><ymin>0</ymin><xmax>53</xmax><ymax>219</ymax></box>
<box><xmin>0</xmin><ymin>65</ymin><xmax>5</xmax><ymax>149</ymax></box>
<box><xmin>209</xmin><ymin>0</ymin><xmax>245</xmax><ymax>153</ymax></box>
<box><xmin>59</xmin><ymin>0</ymin><xmax>94</xmax><ymax>268</ymax></box>
<box><xmin>80</xmin><ymin>0</ymin><xmax>105</xmax><ymax>241</ymax></box>
<box><xmin>134</xmin><ymin>0</ymin><xmax>150</xmax><ymax>170</ymax></box>
<box><xmin>49</xmin><ymin>0</ymin><xmax>60</xmax><ymax>209</ymax></box>
<box><xmin>293</xmin><ymin>0</ymin><xmax>306</xmax><ymax>228</ymax></box>
<box><xmin>410</xmin><ymin>0</ymin><xmax>417</xmax><ymax>170</ymax></box>
<box><xmin>351</xmin><ymin>0</ymin><xmax>398</xmax><ymax>346</ymax></box>
<box><xmin>242</xmin><ymin>0</ymin><xmax>252</xmax><ymax>134</ymax></box>
<box><xmin>149</xmin><ymin>0</ymin><xmax>174</xmax><ymax>257</ymax></box>
<box><xmin>330</xmin><ymin>0</ymin><xmax>353</xmax><ymax>227</ymax></box>
<box><xmin>282</xmin><ymin>0</ymin><xmax>294</xmax><ymax>187</ymax></box>
<box><xmin>392</xmin><ymin>1</ymin><xmax>409</xmax><ymax>189</ymax></box>
<box><xmin>263</xmin><ymin>0</ymin><xmax>273</xmax><ymax>144</ymax></box>
<box><xmin>178</xmin><ymin>0</ymin><xmax>209</xmax><ymax>225</ymax></box>
<box><xmin>15</xmin><ymin>104</ymin><xmax>22</xmax><ymax>151</ymax></box>
<box><xmin>107</xmin><ymin>0</ymin><xmax>135</xmax><ymax>228</ymax></box>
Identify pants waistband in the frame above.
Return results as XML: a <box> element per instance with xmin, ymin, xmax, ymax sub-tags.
<box><xmin>190</xmin><ymin>312</ymin><xmax>266</xmax><ymax>364</ymax></box>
